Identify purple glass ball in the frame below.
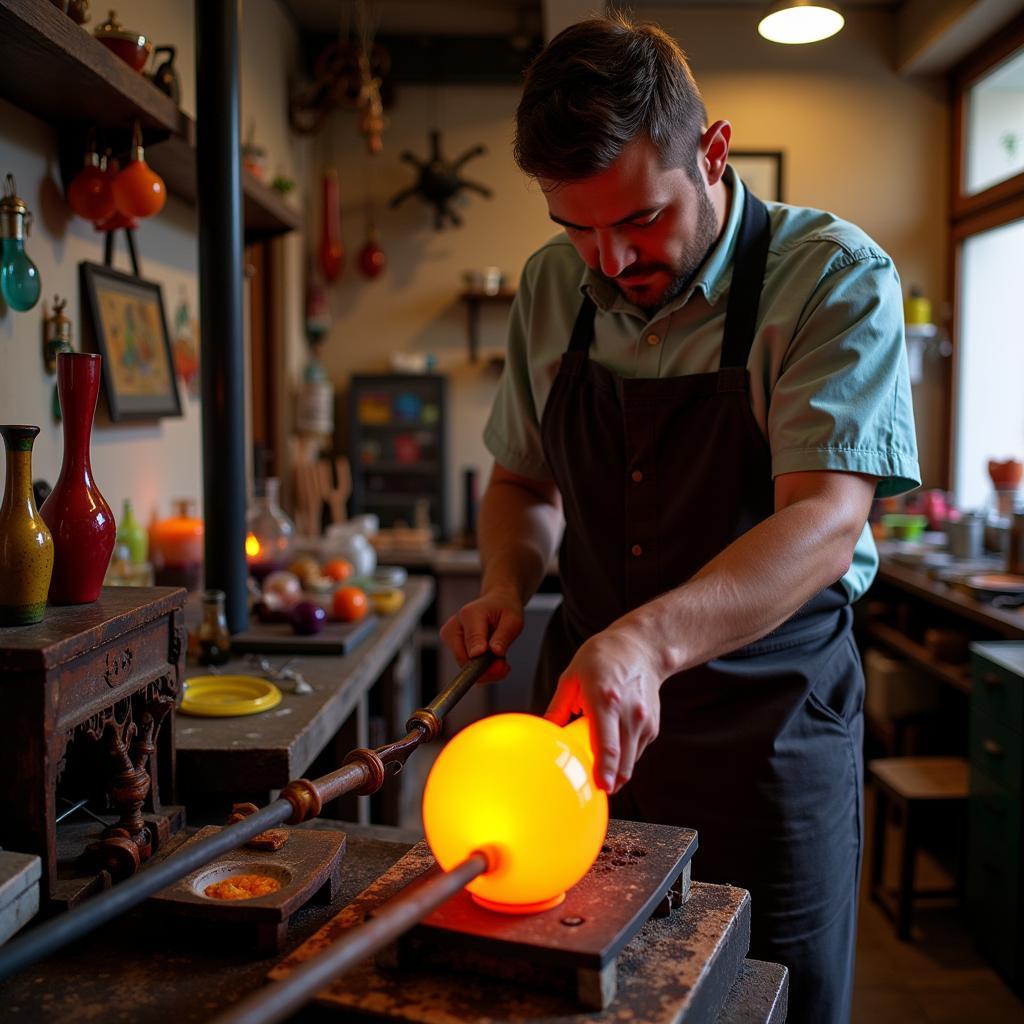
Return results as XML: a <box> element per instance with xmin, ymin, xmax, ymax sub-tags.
<box><xmin>289</xmin><ymin>600</ymin><xmax>327</xmax><ymax>636</ymax></box>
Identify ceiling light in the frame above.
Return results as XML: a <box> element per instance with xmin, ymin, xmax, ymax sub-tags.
<box><xmin>758</xmin><ymin>0</ymin><xmax>845</xmax><ymax>45</ymax></box>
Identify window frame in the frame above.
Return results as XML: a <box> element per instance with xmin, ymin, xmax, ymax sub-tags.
<box><xmin>947</xmin><ymin>12</ymin><xmax>1024</xmax><ymax>489</ymax></box>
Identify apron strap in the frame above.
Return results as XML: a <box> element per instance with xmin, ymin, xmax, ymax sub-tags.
<box><xmin>719</xmin><ymin>192</ymin><xmax>771</xmax><ymax>371</ymax></box>
<box><xmin>567</xmin><ymin>294</ymin><xmax>597</xmax><ymax>353</ymax></box>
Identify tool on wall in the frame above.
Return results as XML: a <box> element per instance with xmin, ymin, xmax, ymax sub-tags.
<box><xmin>389</xmin><ymin>129</ymin><xmax>492</xmax><ymax>229</ymax></box>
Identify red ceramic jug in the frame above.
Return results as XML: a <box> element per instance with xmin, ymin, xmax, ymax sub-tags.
<box><xmin>40</xmin><ymin>353</ymin><xmax>116</xmax><ymax>604</ymax></box>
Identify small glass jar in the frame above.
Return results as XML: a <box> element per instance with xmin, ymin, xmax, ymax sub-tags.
<box><xmin>246</xmin><ymin>477</ymin><xmax>295</xmax><ymax>581</ymax></box>
<box><xmin>196</xmin><ymin>589</ymin><xmax>231</xmax><ymax>666</ymax></box>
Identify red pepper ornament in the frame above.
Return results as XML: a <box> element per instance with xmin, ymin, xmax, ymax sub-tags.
<box><xmin>319</xmin><ymin>169</ymin><xmax>344</xmax><ymax>282</ymax></box>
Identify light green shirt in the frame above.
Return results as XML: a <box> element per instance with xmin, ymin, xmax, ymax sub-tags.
<box><xmin>484</xmin><ymin>168</ymin><xmax>921</xmax><ymax>601</ymax></box>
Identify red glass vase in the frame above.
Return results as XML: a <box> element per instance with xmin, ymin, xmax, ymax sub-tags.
<box><xmin>40</xmin><ymin>352</ymin><xmax>116</xmax><ymax>604</ymax></box>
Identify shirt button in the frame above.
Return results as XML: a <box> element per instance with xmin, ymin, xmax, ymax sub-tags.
<box><xmin>646</xmin><ymin>333</ymin><xmax>659</xmax><ymax>346</ymax></box>
<box><xmin>631</xmin><ymin>470</ymin><xmax>643</xmax><ymax>483</ymax></box>
<box><xmin>631</xmin><ymin>544</ymin><xmax>643</xmax><ymax>557</ymax></box>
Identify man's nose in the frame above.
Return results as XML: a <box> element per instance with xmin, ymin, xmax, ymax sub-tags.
<box><xmin>595</xmin><ymin>230</ymin><xmax>635</xmax><ymax>278</ymax></box>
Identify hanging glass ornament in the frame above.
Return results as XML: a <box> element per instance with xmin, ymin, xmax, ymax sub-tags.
<box><xmin>66</xmin><ymin>140</ymin><xmax>116</xmax><ymax>223</ymax></box>
<box><xmin>112</xmin><ymin>122</ymin><xmax>166</xmax><ymax>219</ymax></box>
<box><xmin>0</xmin><ymin>175</ymin><xmax>41</xmax><ymax>312</ymax></box>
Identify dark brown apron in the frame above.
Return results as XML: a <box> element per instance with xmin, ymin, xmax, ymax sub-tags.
<box><xmin>535</xmin><ymin>192</ymin><xmax>864</xmax><ymax>1024</ymax></box>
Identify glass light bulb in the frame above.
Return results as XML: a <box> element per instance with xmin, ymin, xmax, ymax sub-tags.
<box><xmin>758</xmin><ymin>5</ymin><xmax>844</xmax><ymax>44</ymax></box>
<box><xmin>0</xmin><ymin>237</ymin><xmax>41</xmax><ymax>312</ymax></box>
<box><xmin>422</xmin><ymin>713</ymin><xmax>608</xmax><ymax>913</ymax></box>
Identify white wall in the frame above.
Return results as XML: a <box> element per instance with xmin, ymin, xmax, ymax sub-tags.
<box><xmin>0</xmin><ymin>0</ymin><xmax>306</xmax><ymax>530</ymax></box>
<box><xmin>314</xmin><ymin>6</ymin><xmax>951</xmax><ymax>535</ymax></box>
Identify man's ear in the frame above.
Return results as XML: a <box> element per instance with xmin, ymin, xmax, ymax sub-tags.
<box><xmin>700</xmin><ymin>120</ymin><xmax>732</xmax><ymax>186</ymax></box>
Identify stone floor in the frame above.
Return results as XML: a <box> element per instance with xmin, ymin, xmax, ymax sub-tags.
<box><xmin>852</xmin><ymin>781</ymin><xmax>1024</xmax><ymax>1024</ymax></box>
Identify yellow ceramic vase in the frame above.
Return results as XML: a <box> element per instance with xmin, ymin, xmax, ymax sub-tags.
<box><xmin>0</xmin><ymin>425</ymin><xmax>54</xmax><ymax>626</ymax></box>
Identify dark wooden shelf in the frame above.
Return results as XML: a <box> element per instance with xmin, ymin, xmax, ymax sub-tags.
<box><xmin>865</xmin><ymin>619</ymin><xmax>973</xmax><ymax>695</ymax></box>
<box><xmin>460</xmin><ymin>289</ymin><xmax>516</xmax><ymax>363</ymax></box>
<box><xmin>0</xmin><ymin>0</ymin><xmax>300</xmax><ymax>243</ymax></box>
<box><xmin>148</xmin><ymin>130</ymin><xmax>302</xmax><ymax>243</ymax></box>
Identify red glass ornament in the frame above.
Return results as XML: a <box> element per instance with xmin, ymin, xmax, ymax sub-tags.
<box><xmin>66</xmin><ymin>149</ymin><xmax>115</xmax><ymax>223</ymax></box>
<box><xmin>112</xmin><ymin>124</ymin><xmax>166</xmax><ymax>219</ymax></box>
<box><xmin>358</xmin><ymin>232</ymin><xmax>386</xmax><ymax>279</ymax></box>
<box><xmin>319</xmin><ymin>169</ymin><xmax>344</xmax><ymax>282</ymax></box>
<box><xmin>39</xmin><ymin>353</ymin><xmax>116</xmax><ymax>604</ymax></box>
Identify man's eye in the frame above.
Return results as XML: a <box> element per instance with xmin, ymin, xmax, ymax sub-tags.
<box><xmin>632</xmin><ymin>213</ymin><xmax>661</xmax><ymax>228</ymax></box>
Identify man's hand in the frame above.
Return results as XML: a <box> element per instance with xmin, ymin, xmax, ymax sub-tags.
<box><xmin>440</xmin><ymin>587</ymin><xmax>524</xmax><ymax>682</ymax></box>
<box><xmin>544</xmin><ymin>625</ymin><xmax>663</xmax><ymax>793</ymax></box>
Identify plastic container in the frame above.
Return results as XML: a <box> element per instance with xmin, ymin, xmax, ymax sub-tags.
<box><xmin>881</xmin><ymin>513</ymin><xmax>928</xmax><ymax>541</ymax></box>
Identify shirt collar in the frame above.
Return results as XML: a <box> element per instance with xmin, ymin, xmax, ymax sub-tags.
<box><xmin>577</xmin><ymin>165</ymin><xmax>746</xmax><ymax>320</ymax></box>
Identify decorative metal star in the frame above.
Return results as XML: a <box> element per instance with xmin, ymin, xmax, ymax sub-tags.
<box><xmin>389</xmin><ymin>130</ymin><xmax>492</xmax><ymax>229</ymax></box>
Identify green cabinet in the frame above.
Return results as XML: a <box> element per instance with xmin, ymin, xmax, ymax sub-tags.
<box><xmin>968</xmin><ymin>642</ymin><xmax>1024</xmax><ymax>989</ymax></box>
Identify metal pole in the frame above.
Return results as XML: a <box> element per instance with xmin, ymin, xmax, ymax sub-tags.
<box><xmin>196</xmin><ymin>0</ymin><xmax>248</xmax><ymax>633</ymax></box>
<box><xmin>213</xmin><ymin>853</ymin><xmax>490</xmax><ymax>1024</ymax></box>
<box><xmin>0</xmin><ymin>801</ymin><xmax>291</xmax><ymax>982</ymax></box>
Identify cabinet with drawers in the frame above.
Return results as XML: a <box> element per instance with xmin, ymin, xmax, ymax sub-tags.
<box><xmin>968</xmin><ymin>642</ymin><xmax>1024</xmax><ymax>990</ymax></box>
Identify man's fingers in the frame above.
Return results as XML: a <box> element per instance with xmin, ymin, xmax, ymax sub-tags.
<box><xmin>489</xmin><ymin>610</ymin><xmax>523</xmax><ymax>657</ymax></box>
<box><xmin>613</xmin><ymin>715</ymin><xmax>641</xmax><ymax>794</ymax></box>
<box><xmin>440</xmin><ymin>616</ymin><xmax>468</xmax><ymax>664</ymax></box>
<box><xmin>544</xmin><ymin>675</ymin><xmax>579</xmax><ymax>726</ymax></box>
<box><xmin>592</xmin><ymin>707</ymin><xmax>621</xmax><ymax>792</ymax></box>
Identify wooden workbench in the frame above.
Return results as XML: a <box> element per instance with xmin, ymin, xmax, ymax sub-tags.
<box><xmin>0</xmin><ymin>821</ymin><xmax>787</xmax><ymax>1024</ymax></box>
<box><xmin>176</xmin><ymin>577</ymin><xmax>434</xmax><ymax>825</ymax></box>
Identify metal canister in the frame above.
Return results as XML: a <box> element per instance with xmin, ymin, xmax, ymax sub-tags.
<box><xmin>948</xmin><ymin>512</ymin><xmax>984</xmax><ymax>560</ymax></box>
<box><xmin>1007</xmin><ymin>511</ymin><xmax>1024</xmax><ymax>576</ymax></box>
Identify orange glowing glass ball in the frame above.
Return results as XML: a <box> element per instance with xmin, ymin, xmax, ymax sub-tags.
<box><xmin>422</xmin><ymin>714</ymin><xmax>608</xmax><ymax>914</ymax></box>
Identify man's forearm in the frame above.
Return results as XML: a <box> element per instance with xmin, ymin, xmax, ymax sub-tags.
<box><xmin>618</xmin><ymin>483</ymin><xmax>871</xmax><ymax>679</ymax></box>
<box><xmin>478</xmin><ymin>477</ymin><xmax>562</xmax><ymax>607</ymax></box>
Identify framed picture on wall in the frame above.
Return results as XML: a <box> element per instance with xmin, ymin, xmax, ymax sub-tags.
<box><xmin>79</xmin><ymin>262</ymin><xmax>182</xmax><ymax>421</ymax></box>
<box><xmin>730</xmin><ymin>151</ymin><xmax>785</xmax><ymax>202</ymax></box>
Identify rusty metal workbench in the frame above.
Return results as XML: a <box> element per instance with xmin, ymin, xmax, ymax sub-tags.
<box><xmin>0</xmin><ymin>821</ymin><xmax>786</xmax><ymax>1024</ymax></box>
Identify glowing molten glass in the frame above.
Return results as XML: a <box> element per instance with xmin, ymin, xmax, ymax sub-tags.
<box><xmin>422</xmin><ymin>714</ymin><xmax>608</xmax><ymax>914</ymax></box>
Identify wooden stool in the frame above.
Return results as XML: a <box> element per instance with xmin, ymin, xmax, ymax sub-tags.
<box><xmin>868</xmin><ymin>756</ymin><xmax>969</xmax><ymax>940</ymax></box>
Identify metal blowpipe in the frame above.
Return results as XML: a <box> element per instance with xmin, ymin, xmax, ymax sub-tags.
<box><xmin>0</xmin><ymin>652</ymin><xmax>495</xmax><ymax>982</ymax></box>
<box><xmin>212</xmin><ymin>851</ymin><xmax>494</xmax><ymax>1024</ymax></box>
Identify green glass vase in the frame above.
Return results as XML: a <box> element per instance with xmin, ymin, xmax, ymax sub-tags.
<box><xmin>0</xmin><ymin>425</ymin><xmax>54</xmax><ymax>626</ymax></box>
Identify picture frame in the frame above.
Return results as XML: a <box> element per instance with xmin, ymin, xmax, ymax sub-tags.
<box><xmin>730</xmin><ymin>151</ymin><xmax>785</xmax><ymax>202</ymax></box>
<box><xmin>79</xmin><ymin>262</ymin><xmax>182</xmax><ymax>422</ymax></box>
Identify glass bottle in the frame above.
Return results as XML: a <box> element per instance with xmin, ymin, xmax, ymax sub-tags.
<box><xmin>0</xmin><ymin>175</ymin><xmax>41</xmax><ymax>312</ymax></box>
<box><xmin>116</xmin><ymin>499</ymin><xmax>149</xmax><ymax>565</ymax></box>
<box><xmin>245</xmin><ymin>477</ymin><xmax>295</xmax><ymax>580</ymax></box>
<box><xmin>196</xmin><ymin>589</ymin><xmax>231</xmax><ymax>666</ymax></box>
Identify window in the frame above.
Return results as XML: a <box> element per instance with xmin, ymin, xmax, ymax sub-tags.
<box><xmin>949</xmin><ymin>16</ymin><xmax>1024</xmax><ymax>513</ymax></box>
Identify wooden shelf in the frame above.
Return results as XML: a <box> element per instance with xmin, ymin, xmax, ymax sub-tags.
<box><xmin>460</xmin><ymin>289</ymin><xmax>516</xmax><ymax>363</ymax></box>
<box><xmin>865</xmin><ymin>619</ymin><xmax>973</xmax><ymax>695</ymax></box>
<box><xmin>0</xmin><ymin>0</ymin><xmax>300</xmax><ymax>243</ymax></box>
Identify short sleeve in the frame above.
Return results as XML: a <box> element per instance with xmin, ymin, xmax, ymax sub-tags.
<box><xmin>483</xmin><ymin>281</ymin><xmax>553</xmax><ymax>480</ymax></box>
<box><xmin>767</xmin><ymin>250</ymin><xmax>921</xmax><ymax>499</ymax></box>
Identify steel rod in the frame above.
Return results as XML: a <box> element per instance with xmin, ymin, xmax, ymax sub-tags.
<box><xmin>0</xmin><ymin>800</ymin><xmax>291</xmax><ymax>982</ymax></box>
<box><xmin>213</xmin><ymin>852</ymin><xmax>490</xmax><ymax>1024</ymax></box>
<box><xmin>0</xmin><ymin>653</ymin><xmax>494</xmax><ymax>980</ymax></box>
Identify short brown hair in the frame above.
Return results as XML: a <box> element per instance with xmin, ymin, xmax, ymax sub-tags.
<box><xmin>514</xmin><ymin>14</ymin><xmax>707</xmax><ymax>186</ymax></box>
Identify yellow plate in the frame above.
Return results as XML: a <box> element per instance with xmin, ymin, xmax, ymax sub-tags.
<box><xmin>179</xmin><ymin>676</ymin><xmax>283</xmax><ymax>717</ymax></box>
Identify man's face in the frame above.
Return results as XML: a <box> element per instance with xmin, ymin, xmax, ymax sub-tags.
<box><xmin>542</xmin><ymin>136</ymin><xmax>720</xmax><ymax>313</ymax></box>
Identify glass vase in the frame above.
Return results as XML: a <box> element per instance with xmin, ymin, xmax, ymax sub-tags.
<box><xmin>0</xmin><ymin>425</ymin><xmax>54</xmax><ymax>625</ymax></box>
<box><xmin>39</xmin><ymin>352</ymin><xmax>116</xmax><ymax>604</ymax></box>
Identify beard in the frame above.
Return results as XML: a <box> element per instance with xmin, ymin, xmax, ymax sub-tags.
<box><xmin>604</xmin><ymin>185</ymin><xmax>719</xmax><ymax>314</ymax></box>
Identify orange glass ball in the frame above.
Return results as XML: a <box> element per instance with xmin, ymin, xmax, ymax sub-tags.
<box><xmin>112</xmin><ymin>159</ymin><xmax>166</xmax><ymax>219</ymax></box>
<box><xmin>67</xmin><ymin>159</ymin><xmax>115</xmax><ymax>223</ymax></box>
<box><xmin>422</xmin><ymin>714</ymin><xmax>608</xmax><ymax>914</ymax></box>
